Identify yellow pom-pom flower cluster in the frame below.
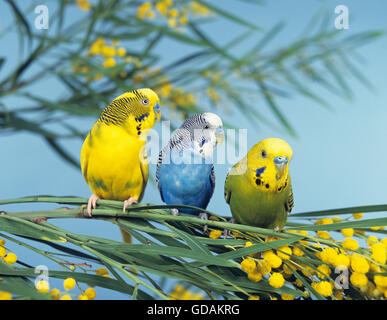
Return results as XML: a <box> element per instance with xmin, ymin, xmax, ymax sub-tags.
<box><xmin>262</xmin><ymin>250</ymin><xmax>283</xmax><ymax>269</ymax></box>
<box><xmin>371</xmin><ymin>243</ymin><xmax>386</xmax><ymax>264</ymax></box>
<box><xmin>136</xmin><ymin>1</ymin><xmax>212</xmax><ymax>30</ymax></box>
<box><xmin>73</xmin><ymin>38</ymin><xmax>137</xmax><ymax>83</ymax></box>
<box><xmin>268</xmin><ymin>272</ymin><xmax>285</xmax><ymax>288</ymax></box>
<box><xmin>169</xmin><ymin>284</ymin><xmax>204</xmax><ymax>300</ymax></box>
<box><xmin>342</xmin><ymin>238</ymin><xmax>359</xmax><ymax>251</ymax></box>
<box><xmin>241</xmin><ymin>258</ymin><xmax>256</xmax><ymax>273</ymax></box>
<box><xmin>1</xmin><ymin>237</ymin><xmax>101</xmax><ymax>300</ymax></box>
<box><xmin>0</xmin><ymin>239</ymin><xmax>18</xmax><ymax>265</ymax></box>
<box><xmin>233</xmin><ymin>212</ymin><xmax>387</xmax><ymax>300</ymax></box>
<box><xmin>316</xmin><ymin>215</ymin><xmax>387</xmax><ymax>299</ymax></box>
<box><xmin>209</xmin><ymin>230</ymin><xmax>222</xmax><ymax>239</ymax></box>
<box><xmin>0</xmin><ymin>292</ymin><xmax>12</xmax><ymax>300</ymax></box>
<box><xmin>2</xmin><ymin>207</ymin><xmax>386</xmax><ymax>301</ymax></box>
<box><xmin>276</xmin><ymin>246</ymin><xmax>292</xmax><ymax>261</ymax></box>
<box><xmin>36</xmin><ymin>280</ymin><xmax>50</xmax><ymax>294</ymax></box>
<box><xmin>317</xmin><ymin>264</ymin><xmax>331</xmax><ymax>280</ymax></box>
<box><xmin>311</xmin><ymin>281</ymin><xmax>333</xmax><ymax>297</ymax></box>
<box><xmin>33</xmin><ymin>271</ymin><xmax>101</xmax><ymax>300</ymax></box>
<box><xmin>76</xmin><ymin>0</ymin><xmax>91</xmax><ymax>11</ymax></box>
<box><xmin>341</xmin><ymin>228</ymin><xmax>354</xmax><ymax>238</ymax></box>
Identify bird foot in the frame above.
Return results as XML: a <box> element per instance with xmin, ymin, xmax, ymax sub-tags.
<box><xmin>223</xmin><ymin>218</ymin><xmax>235</xmax><ymax>239</ymax></box>
<box><xmin>33</xmin><ymin>216</ymin><xmax>47</xmax><ymax>223</ymax></box>
<box><xmin>86</xmin><ymin>194</ymin><xmax>100</xmax><ymax>217</ymax></box>
<box><xmin>198</xmin><ymin>212</ymin><xmax>208</xmax><ymax>232</ymax></box>
<box><xmin>171</xmin><ymin>208</ymin><xmax>179</xmax><ymax>216</ymax></box>
<box><xmin>123</xmin><ymin>197</ymin><xmax>138</xmax><ymax>212</ymax></box>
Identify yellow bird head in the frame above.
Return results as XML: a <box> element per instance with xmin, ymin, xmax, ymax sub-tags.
<box><xmin>246</xmin><ymin>138</ymin><xmax>293</xmax><ymax>193</ymax></box>
<box><xmin>99</xmin><ymin>88</ymin><xmax>161</xmax><ymax>133</ymax></box>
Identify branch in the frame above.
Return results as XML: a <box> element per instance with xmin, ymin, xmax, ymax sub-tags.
<box><xmin>0</xmin><ymin>196</ymin><xmax>292</xmax><ymax>238</ymax></box>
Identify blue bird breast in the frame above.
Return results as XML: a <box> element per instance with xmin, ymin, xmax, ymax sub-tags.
<box><xmin>158</xmin><ymin>151</ymin><xmax>214</xmax><ymax>214</ymax></box>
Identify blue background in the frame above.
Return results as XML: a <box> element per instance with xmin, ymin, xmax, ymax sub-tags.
<box><xmin>1</xmin><ymin>0</ymin><xmax>386</xmax><ymax>299</ymax></box>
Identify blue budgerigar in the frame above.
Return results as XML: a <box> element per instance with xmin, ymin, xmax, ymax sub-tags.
<box><xmin>156</xmin><ymin>113</ymin><xmax>224</xmax><ymax>225</ymax></box>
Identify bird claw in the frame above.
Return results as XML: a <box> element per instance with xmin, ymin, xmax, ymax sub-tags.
<box><xmin>86</xmin><ymin>194</ymin><xmax>100</xmax><ymax>217</ymax></box>
<box><xmin>198</xmin><ymin>212</ymin><xmax>208</xmax><ymax>232</ymax></box>
<box><xmin>171</xmin><ymin>208</ymin><xmax>179</xmax><ymax>216</ymax></box>
<box><xmin>33</xmin><ymin>216</ymin><xmax>47</xmax><ymax>223</ymax></box>
<box><xmin>223</xmin><ymin>218</ymin><xmax>235</xmax><ymax>239</ymax></box>
<box><xmin>123</xmin><ymin>197</ymin><xmax>138</xmax><ymax>212</ymax></box>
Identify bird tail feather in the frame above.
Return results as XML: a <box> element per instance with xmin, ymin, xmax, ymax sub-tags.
<box><xmin>120</xmin><ymin>227</ymin><xmax>132</xmax><ymax>244</ymax></box>
<box><xmin>119</xmin><ymin>227</ymin><xmax>137</xmax><ymax>274</ymax></box>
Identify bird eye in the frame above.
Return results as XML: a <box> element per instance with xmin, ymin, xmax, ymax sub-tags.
<box><xmin>141</xmin><ymin>98</ymin><xmax>149</xmax><ymax>106</ymax></box>
<box><xmin>261</xmin><ymin>150</ymin><xmax>267</xmax><ymax>158</ymax></box>
<box><xmin>204</xmin><ymin>125</ymin><xmax>209</xmax><ymax>129</ymax></box>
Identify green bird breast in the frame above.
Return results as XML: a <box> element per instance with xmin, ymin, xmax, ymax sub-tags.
<box><xmin>227</xmin><ymin>173</ymin><xmax>291</xmax><ymax>230</ymax></box>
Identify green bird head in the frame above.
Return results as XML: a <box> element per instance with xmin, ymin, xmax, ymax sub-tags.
<box><xmin>246</xmin><ymin>138</ymin><xmax>293</xmax><ymax>193</ymax></box>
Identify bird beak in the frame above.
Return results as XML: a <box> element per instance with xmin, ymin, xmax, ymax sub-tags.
<box><xmin>154</xmin><ymin>102</ymin><xmax>161</xmax><ymax>122</ymax></box>
<box><xmin>215</xmin><ymin>127</ymin><xmax>224</xmax><ymax>145</ymax></box>
<box><xmin>274</xmin><ymin>156</ymin><xmax>288</xmax><ymax>179</ymax></box>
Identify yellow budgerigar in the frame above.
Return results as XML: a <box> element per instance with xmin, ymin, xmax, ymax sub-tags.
<box><xmin>80</xmin><ymin>88</ymin><xmax>161</xmax><ymax>241</ymax></box>
<box><xmin>224</xmin><ymin>138</ymin><xmax>294</xmax><ymax>231</ymax></box>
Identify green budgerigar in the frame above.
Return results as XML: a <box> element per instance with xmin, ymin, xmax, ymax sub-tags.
<box><xmin>224</xmin><ymin>138</ymin><xmax>294</xmax><ymax>231</ymax></box>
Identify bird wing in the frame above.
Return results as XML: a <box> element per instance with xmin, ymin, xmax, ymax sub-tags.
<box><xmin>155</xmin><ymin>148</ymin><xmax>164</xmax><ymax>202</ymax></box>
<box><xmin>224</xmin><ymin>169</ymin><xmax>232</xmax><ymax>204</ymax></box>
<box><xmin>156</xmin><ymin>127</ymin><xmax>193</xmax><ymax>202</ymax></box>
<box><xmin>210</xmin><ymin>166</ymin><xmax>215</xmax><ymax>190</ymax></box>
<box><xmin>224</xmin><ymin>159</ymin><xmax>245</xmax><ymax>204</ymax></box>
<box><xmin>80</xmin><ymin>132</ymin><xmax>91</xmax><ymax>183</ymax></box>
<box><xmin>138</xmin><ymin>147</ymin><xmax>149</xmax><ymax>202</ymax></box>
<box><xmin>285</xmin><ymin>183</ymin><xmax>294</xmax><ymax>214</ymax></box>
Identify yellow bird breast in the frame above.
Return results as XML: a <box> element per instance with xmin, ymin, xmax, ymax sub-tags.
<box><xmin>81</xmin><ymin>122</ymin><xmax>148</xmax><ymax>201</ymax></box>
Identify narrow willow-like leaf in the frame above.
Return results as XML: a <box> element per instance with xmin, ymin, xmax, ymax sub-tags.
<box><xmin>90</xmin><ymin>242</ymin><xmax>236</xmax><ymax>268</ymax></box>
<box><xmin>164</xmin><ymin>222</ymin><xmax>212</xmax><ymax>256</ymax></box>
<box><xmin>189</xmin><ymin>23</ymin><xmax>237</xmax><ymax>63</ymax></box>
<box><xmin>4</xmin><ymin>0</ymin><xmax>32</xmax><ymax>40</ymax></box>
<box><xmin>44</xmin><ymin>137</ymin><xmax>80</xmax><ymax>169</ymax></box>
<box><xmin>283</xmin><ymin>261</ymin><xmax>324</xmax><ymax>300</ymax></box>
<box><xmin>257</xmin><ymin>78</ymin><xmax>297</xmax><ymax>137</ymax></box>
<box><xmin>0</xmin><ymin>267</ymin><xmax>153</xmax><ymax>299</ymax></box>
<box><xmin>290</xmin><ymin>218</ymin><xmax>387</xmax><ymax>232</ymax></box>
<box><xmin>0</xmin><ymin>262</ymin><xmax>50</xmax><ymax>300</ymax></box>
<box><xmin>291</xmin><ymin>204</ymin><xmax>387</xmax><ymax>217</ymax></box>
<box><xmin>218</xmin><ymin>237</ymin><xmax>304</xmax><ymax>260</ymax></box>
<box><xmin>195</xmin><ymin>0</ymin><xmax>263</xmax><ymax>32</ymax></box>
<box><xmin>0</xmin><ymin>215</ymin><xmax>67</xmax><ymax>242</ymax></box>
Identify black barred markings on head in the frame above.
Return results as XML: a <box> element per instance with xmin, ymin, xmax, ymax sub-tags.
<box><xmin>98</xmin><ymin>90</ymin><xmax>151</xmax><ymax>126</ymax></box>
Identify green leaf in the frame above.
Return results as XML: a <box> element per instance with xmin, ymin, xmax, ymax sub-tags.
<box><xmin>0</xmin><ymin>58</ymin><xmax>5</xmax><ymax>71</ymax></box>
<box><xmin>0</xmin><ymin>267</ymin><xmax>153</xmax><ymax>299</ymax></box>
<box><xmin>164</xmin><ymin>222</ymin><xmax>212</xmax><ymax>256</ymax></box>
<box><xmin>189</xmin><ymin>23</ymin><xmax>237</xmax><ymax>63</ymax></box>
<box><xmin>257</xmin><ymin>78</ymin><xmax>297</xmax><ymax>137</ymax></box>
<box><xmin>44</xmin><ymin>137</ymin><xmax>81</xmax><ymax>169</ymax></box>
<box><xmin>89</xmin><ymin>242</ymin><xmax>236</xmax><ymax>268</ymax></box>
<box><xmin>218</xmin><ymin>237</ymin><xmax>303</xmax><ymax>260</ymax></box>
<box><xmin>290</xmin><ymin>217</ymin><xmax>387</xmax><ymax>232</ymax></box>
<box><xmin>0</xmin><ymin>261</ymin><xmax>50</xmax><ymax>300</ymax></box>
<box><xmin>0</xmin><ymin>215</ymin><xmax>67</xmax><ymax>243</ymax></box>
<box><xmin>7</xmin><ymin>39</ymin><xmax>46</xmax><ymax>88</ymax></box>
<box><xmin>195</xmin><ymin>0</ymin><xmax>263</xmax><ymax>32</ymax></box>
<box><xmin>283</xmin><ymin>261</ymin><xmax>324</xmax><ymax>300</ymax></box>
<box><xmin>238</xmin><ymin>21</ymin><xmax>285</xmax><ymax>66</ymax></box>
<box><xmin>5</xmin><ymin>0</ymin><xmax>32</xmax><ymax>40</ymax></box>
<box><xmin>291</xmin><ymin>204</ymin><xmax>387</xmax><ymax>217</ymax></box>
<box><xmin>134</xmin><ymin>19</ymin><xmax>208</xmax><ymax>47</ymax></box>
